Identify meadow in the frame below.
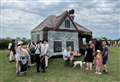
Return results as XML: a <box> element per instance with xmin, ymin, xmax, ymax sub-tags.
<box><xmin>0</xmin><ymin>47</ymin><xmax>120</xmax><ymax>82</ymax></box>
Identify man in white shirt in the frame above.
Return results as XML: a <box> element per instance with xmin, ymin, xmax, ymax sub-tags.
<box><xmin>40</xmin><ymin>40</ymin><xmax>49</xmax><ymax>72</ymax></box>
<box><xmin>8</xmin><ymin>40</ymin><xmax>16</xmax><ymax>62</ymax></box>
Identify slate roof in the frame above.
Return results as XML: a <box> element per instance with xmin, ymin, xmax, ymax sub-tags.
<box><xmin>31</xmin><ymin>10</ymin><xmax>92</xmax><ymax>34</ymax></box>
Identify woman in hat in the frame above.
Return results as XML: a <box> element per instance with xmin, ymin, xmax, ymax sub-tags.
<box><xmin>15</xmin><ymin>41</ymin><xmax>30</xmax><ymax>76</ymax></box>
<box><xmin>15</xmin><ymin>41</ymin><xmax>23</xmax><ymax>75</ymax></box>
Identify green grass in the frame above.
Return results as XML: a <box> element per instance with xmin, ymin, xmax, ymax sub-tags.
<box><xmin>0</xmin><ymin>47</ymin><xmax>120</xmax><ymax>82</ymax></box>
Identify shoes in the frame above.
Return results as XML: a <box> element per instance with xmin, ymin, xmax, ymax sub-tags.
<box><xmin>9</xmin><ymin>60</ymin><xmax>15</xmax><ymax>63</ymax></box>
<box><xmin>95</xmin><ymin>72</ymin><xmax>98</xmax><ymax>74</ymax></box>
<box><xmin>102</xmin><ymin>70</ymin><xmax>108</xmax><ymax>74</ymax></box>
<box><xmin>98</xmin><ymin>72</ymin><xmax>102</xmax><ymax>75</ymax></box>
<box><xmin>42</xmin><ymin>70</ymin><xmax>46</xmax><ymax>73</ymax></box>
<box><xmin>37</xmin><ymin>71</ymin><xmax>40</xmax><ymax>73</ymax></box>
<box><xmin>96</xmin><ymin>72</ymin><xmax>102</xmax><ymax>75</ymax></box>
<box><xmin>16</xmin><ymin>72</ymin><xmax>20</xmax><ymax>76</ymax></box>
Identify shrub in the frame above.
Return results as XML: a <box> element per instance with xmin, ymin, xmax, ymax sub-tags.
<box><xmin>0</xmin><ymin>39</ymin><xmax>11</xmax><ymax>50</ymax></box>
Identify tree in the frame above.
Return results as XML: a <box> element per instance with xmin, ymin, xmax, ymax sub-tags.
<box><xmin>101</xmin><ymin>37</ymin><xmax>108</xmax><ymax>40</ymax></box>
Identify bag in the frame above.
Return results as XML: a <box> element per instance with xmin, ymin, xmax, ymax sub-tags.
<box><xmin>19</xmin><ymin>60</ymin><xmax>28</xmax><ymax>72</ymax></box>
<box><xmin>11</xmin><ymin>43</ymin><xmax>15</xmax><ymax>50</ymax></box>
<box><xmin>30</xmin><ymin>47</ymin><xmax>35</xmax><ymax>53</ymax></box>
<box><xmin>35</xmin><ymin>46</ymin><xmax>41</xmax><ymax>54</ymax></box>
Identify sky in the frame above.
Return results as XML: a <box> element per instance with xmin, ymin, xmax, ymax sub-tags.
<box><xmin>0</xmin><ymin>0</ymin><xmax>120</xmax><ymax>39</ymax></box>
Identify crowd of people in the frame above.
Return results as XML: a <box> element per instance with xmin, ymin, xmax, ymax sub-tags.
<box><xmin>63</xmin><ymin>40</ymin><xmax>109</xmax><ymax>75</ymax></box>
<box><xmin>8</xmin><ymin>40</ymin><xmax>49</xmax><ymax>76</ymax></box>
<box><xmin>8</xmin><ymin>39</ymin><xmax>109</xmax><ymax>76</ymax></box>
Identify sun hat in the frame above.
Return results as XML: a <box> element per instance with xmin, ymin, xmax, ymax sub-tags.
<box><xmin>17</xmin><ymin>41</ymin><xmax>23</xmax><ymax>45</ymax></box>
<box><xmin>96</xmin><ymin>50</ymin><xmax>101</xmax><ymax>53</ymax></box>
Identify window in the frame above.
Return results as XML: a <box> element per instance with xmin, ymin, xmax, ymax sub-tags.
<box><xmin>65</xmin><ymin>20</ymin><xmax>70</xmax><ymax>28</ymax></box>
<box><xmin>36</xmin><ymin>34</ymin><xmax>39</xmax><ymax>42</ymax></box>
<box><xmin>83</xmin><ymin>38</ymin><xmax>86</xmax><ymax>45</ymax></box>
<box><xmin>66</xmin><ymin>41</ymin><xmax>74</xmax><ymax>51</ymax></box>
<box><xmin>31</xmin><ymin>34</ymin><xmax>34</xmax><ymax>41</ymax></box>
<box><xmin>54</xmin><ymin>41</ymin><xmax>62</xmax><ymax>52</ymax></box>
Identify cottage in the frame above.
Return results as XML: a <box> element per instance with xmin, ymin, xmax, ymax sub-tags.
<box><xmin>31</xmin><ymin>9</ymin><xmax>92</xmax><ymax>57</ymax></box>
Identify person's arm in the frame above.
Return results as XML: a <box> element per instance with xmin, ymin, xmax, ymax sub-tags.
<box><xmin>44</xmin><ymin>44</ymin><xmax>49</xmax><ymax>55</ymax></box>
<box><xmin>85</xmin><ymin>49</ymin><xmax>87</xmax><ymax>57</ymax></box>
<box><xmin>8</xmin><ymin>43</ymin><xmax>12</xmax><ymax>49</ymax></box>
<box><xmin>24</xmin><ymin>49</ymin><xmax>31</xmax><ymax>65</ymax></box>
<box><xmin>35</xmin><ymin>45</ymin><xmax>37</xmax><ymax>50</ymax></box>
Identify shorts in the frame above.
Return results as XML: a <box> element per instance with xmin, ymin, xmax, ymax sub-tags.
<box><xmin>103</xmin><ymin>57</ymin><xmax>108</xmax><ymax>65</ymax></box>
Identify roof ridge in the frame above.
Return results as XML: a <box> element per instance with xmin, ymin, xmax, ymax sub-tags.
<box><xmin>31</xmin><ymin>10</ymin><xmax>92</xmax><ymax>34</ymax></box>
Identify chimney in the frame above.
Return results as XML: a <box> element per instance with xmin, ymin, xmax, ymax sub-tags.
<box><xmin>69</xmin><ymin>9</ymin><xmax>75</xmax><ymax>20</ymax></box>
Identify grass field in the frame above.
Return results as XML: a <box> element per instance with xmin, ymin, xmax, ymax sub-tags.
<box><xmin>0</xmin><ymin>47</ymin><xmax>120</xmax><ymax>82</ymax></box>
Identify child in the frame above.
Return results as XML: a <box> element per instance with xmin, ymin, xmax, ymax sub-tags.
<box><xmin>63</xmin><ymin>48</ymin><xmax>71</xmax><ymax>61</ymax></box>
<box><xmin>63</xmin><ymin>47</ymin><xmax>72</xmax><ymax>66</ymax></box>
<box><xmin>95</xmin><ymin>50</ymin><xmax>103</xmax><ymax>75</ymax></box>
<box><xmin>102</xmin><ymin>41</ymin><xmax>109</xmax><ymax>73</ymax></box>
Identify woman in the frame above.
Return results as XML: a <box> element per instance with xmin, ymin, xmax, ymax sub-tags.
<box><xmin>84</xmin><ymin>44</ymin><xmax>94</xmax><ymax>71</ymax></box>
<box><xmin>15</xmin><ymin>41</ymin><xmax>30</xmax><ymax>76</ymax></box>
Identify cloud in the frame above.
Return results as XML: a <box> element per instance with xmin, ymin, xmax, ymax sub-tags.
<box><xmin>0</xmin><ymin>0</ymin><xmax>119</xmax><ymax>39</ymax></box>
<box><xmin>37</xmin><ymin>0</ymin><xmax>62</xmax><ymax>6</ymax></box>
<box><xmin>64</xmin><ymin>0</ymin><xmax>120</xmax><ymax>39</ymax></box>
<box><xmin>0</xmin><ymin>8</ymin><xmax>44</xmax><ymax>38</ymax></box>
<box><xmin>0</xmin><ymin>0</ymin><xmax>28</xmax><ymax>8</ymax></box>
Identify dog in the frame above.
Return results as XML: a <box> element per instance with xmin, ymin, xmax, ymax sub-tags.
<box><xmin>73</xmin><ymin>61</ymin><xmax>83</xmax><ymax>68</ymax></box>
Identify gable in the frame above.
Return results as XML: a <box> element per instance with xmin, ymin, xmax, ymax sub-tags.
<box><xmin>59</xmin><ymin>16</ymin><xmax>76</xmax><ymax>30</ymax></box>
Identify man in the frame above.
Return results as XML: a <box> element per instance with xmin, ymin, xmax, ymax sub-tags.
<box><xmin>35</xmin><ymin>41</ymin><xmax>41</xmax><ymax>72</ymax></box>
<box><xmin>28</xmin><ymin>41</ymin><xmax>36</xmax><ymax>64</ymax></box>
<box><xmin>41</xmin><ymin>40</ymin><xmax>49</xmax><ymax>68</ymax></box>
<box><xmin>40</xmin><ymin>40</ymin><xmax>49</xmax><ymax>72</ymax></box>
<box><xmin>8</xmin><ymin>39</ymin><xmax>16</xmax><ymax>62</ymax></box>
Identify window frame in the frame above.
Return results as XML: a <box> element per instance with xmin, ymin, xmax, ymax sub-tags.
<box><xmin>65</xmin><ymin>19</ymin><xmax>70</xmax><ymax>28</ymax></box>
<box><xmin>36</xmin><ymin>34</ymin><xmax>40</xmax><ymax>42</ymax></box>
<box><xmin>66</xmin><ymin>41</ymin><xmax>74</xmax><ymax>51</ymax></box>
<box><xmin>53</xmin><ymin>40</ymin><xmax>62</xmax><ymax>53</ymax></box>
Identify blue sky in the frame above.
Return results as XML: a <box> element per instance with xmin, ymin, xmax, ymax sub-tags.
<box><xmin>0</xmin><ymin>0</ymin><xmax>120</xmax><ymax>39</ymax></box>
